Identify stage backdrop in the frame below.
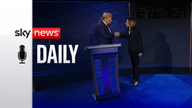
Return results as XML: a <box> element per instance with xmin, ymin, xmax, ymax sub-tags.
<box><xmin>136</xmin><ymin>19</ymin><xmax>190</xmax><ymax>68</ymax></box>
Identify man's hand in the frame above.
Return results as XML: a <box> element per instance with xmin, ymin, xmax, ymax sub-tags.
<box><xmin>115</xmin><ymin>31</ymin><xmax>120</xmax><ymax>37</ymax></box>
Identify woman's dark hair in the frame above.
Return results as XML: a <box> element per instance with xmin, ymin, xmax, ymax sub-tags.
<box><xmin>127</xmin><ymin>18</ymin><xmax>137</xmax><ymax>30</ymax></box>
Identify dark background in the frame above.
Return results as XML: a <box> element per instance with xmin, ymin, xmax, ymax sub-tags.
<box><xmin>33</xmin><ymin>0</ymin><xmax>191</xmax><ymax>90</ymax></box>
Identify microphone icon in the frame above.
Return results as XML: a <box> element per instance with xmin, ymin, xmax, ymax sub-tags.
<box><xmin>18</xmin><ymin>45</ymin><xmax>27</xmax><ymax>64</ymax></box>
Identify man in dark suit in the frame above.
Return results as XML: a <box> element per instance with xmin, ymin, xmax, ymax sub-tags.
<box><xmin>95</xmin><ymin>12</ymin><xmax>119</xmax><ymax>45</ymax></box>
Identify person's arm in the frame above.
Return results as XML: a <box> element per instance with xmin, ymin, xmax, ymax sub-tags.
<box><xmin>134</xmin><ymin>29</ymin><xmax>144</xmax><ymax>54</ymax></box>
<box><xmin>98</xmin><ymin>25</ymin><xmax>114</xmax><ymax>39</ymax></box>
<box><xmin>119</xmin><ymin>30</ymin><xmax>128</xmax><ymax>39</ymax></box>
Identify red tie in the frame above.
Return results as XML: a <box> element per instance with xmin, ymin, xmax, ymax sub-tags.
<box><xmin>106</xmin><ymin>24</ymin><xmax>109</xmax><ymax>28</ymax></box>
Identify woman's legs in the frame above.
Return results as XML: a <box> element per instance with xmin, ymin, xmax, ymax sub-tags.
<box><xmin>130</xmin><ymin>54</ymin><xmax>140</xmax><ymax>81</ymax></box>
<box><xmin>130</xmin><ymin>55</ymin><xmax>135</xmax><ymax>80</ymax></box>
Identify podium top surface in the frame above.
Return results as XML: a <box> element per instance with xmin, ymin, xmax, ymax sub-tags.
<box><xmin>85</xmin><ymin>43</ymin><xmax>121</xmax><ymax>49</ymax></box>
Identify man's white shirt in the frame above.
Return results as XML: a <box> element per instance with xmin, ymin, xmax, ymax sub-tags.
<box><xmin>102</xmin><ymin>20</ymin><xmax>112</xmax><ymax>33</ymax></box>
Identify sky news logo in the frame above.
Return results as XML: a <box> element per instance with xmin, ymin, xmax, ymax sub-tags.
<box><xmin>33</xmin><ymin>28</ymin><xmax>60</xmax><ymax>39</ymax></box>
<box><xmin>15</xmin><ymin>27</ymin><xmax>78</xmax><ymax>64</ymax></box>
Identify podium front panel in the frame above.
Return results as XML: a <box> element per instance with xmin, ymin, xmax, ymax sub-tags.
<box><xmin>87</xmin><ymin>44</ymin><xmax>121</xmax><ymax>100</ymax></box>
<box><xmin>91</xmin><ymin>50</ymin><xmax>120</xmax><ymax>100</ymax></box>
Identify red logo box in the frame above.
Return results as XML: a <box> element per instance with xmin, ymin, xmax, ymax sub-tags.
<box><xmin>33</xmin><ymin>28</ymin><xmax>60</xmax><ymax>39</ymax></box>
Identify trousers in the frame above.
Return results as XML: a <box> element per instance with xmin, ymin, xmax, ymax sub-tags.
<box><xmin>129</xmin><ymin>52</ymin><xmax>140</xmax><ymax>81</ymax></box>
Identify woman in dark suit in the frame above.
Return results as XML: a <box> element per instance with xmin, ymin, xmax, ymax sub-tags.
<box><xmin>116</xmin><ymin>18</ymin><xmax>143</xmax><ymax>87</ymax></box>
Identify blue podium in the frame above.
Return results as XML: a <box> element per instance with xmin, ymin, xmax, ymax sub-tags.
<box><xmin>86</xmin><ymin>43</ymin><xmax>121</xmax><ymax>100</ymax></box>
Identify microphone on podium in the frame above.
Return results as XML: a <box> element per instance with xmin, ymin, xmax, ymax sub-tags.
<box><xmin>18</xmin><ymin>45</ymin><xmax>27</xmax><ymax>64</ymax></box>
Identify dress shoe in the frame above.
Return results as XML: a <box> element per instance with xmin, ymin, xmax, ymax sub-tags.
<box><xmin>132</xmin><ymin>81</ymin><xmax>139</xmax><ymax>87</ymax></box>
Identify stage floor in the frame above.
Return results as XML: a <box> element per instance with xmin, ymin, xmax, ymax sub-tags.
<box><xmin>33</xmin><ymin>74</ymin><xmax>192</xmax><ymax>108</ymax></box>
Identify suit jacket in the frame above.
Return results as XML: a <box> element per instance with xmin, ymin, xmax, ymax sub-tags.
<box><xmin>95</xmin><ymin>20</ymin><xmax>114</xmax><ymax>45</ymax></box>
<box><xmin>119</xmin><ymin>28</ymin><xmax>144</xmax><ymax>54</ymax></box>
